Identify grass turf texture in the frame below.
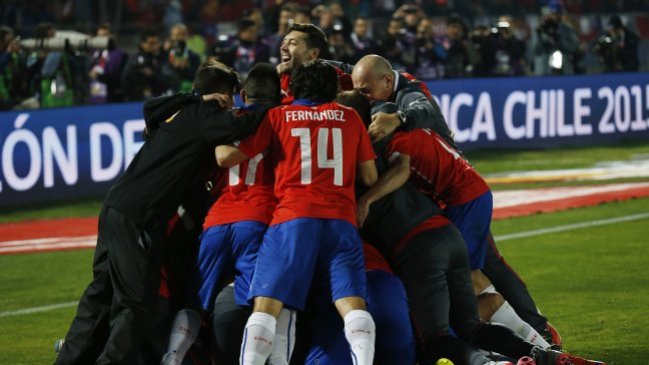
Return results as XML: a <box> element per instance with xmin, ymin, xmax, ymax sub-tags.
<box><xmin>1</xmin><ymin>198</ymin><xmax>648</xmax><ymax>364</ymax></box>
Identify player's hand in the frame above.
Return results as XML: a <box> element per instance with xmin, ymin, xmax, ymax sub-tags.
<box><xmin>356</xmin><ymin>197</ymin><xmax>371</xmax><ymax>228</ymax></box>
<box><xmin>369</xmin><ymin>112</ymin><xmax>400</xmax><ymax>143</ymax></box>
<box><xmin>202</xmin><ymin>93</ymin><xmax>234</xmax><ymax>108</ymax></box>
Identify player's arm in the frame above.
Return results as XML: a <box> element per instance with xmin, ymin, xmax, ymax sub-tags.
<box><xmin>215</xmin><ymin>144</ymin><xmax>249</xmax><ymax>168</ymax></box>
<box><xmin>356</xmin><ymin>153</ymin><xmax>411</xmax><ymax>227</ymax></box>
<box><xmin>357</xmin><ymin>160</ymin><xmax>378</xmax><ymax>187</ymax></box>
<box><xmin>215</xmin><ymin>113</ymin><xmax>274</xmax><ymax>167</ymax></box>
<box><xmin>368</xmin><ymin>91</ymin><xmax>446</xmax><ymax>142</ymax></box>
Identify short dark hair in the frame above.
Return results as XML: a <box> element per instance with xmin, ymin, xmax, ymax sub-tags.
<box><xmin>243</xmin><ymin>63</ymin><xmax>281</xmax><ymax>106</ymax></box>
<box><xmin>139</xmin><ymin>29</ymin><xmax>159</xmax><ymax>42</ymax></box>
<box><xmin>290</xmin><ymin>59</ymin><xmax>339</xmax><ymax>102</ymax></box>
<box><xmin>238</xmin><ymin>17</ymin><xmax>257</xmax><ymax>33</ymax></box>
<box><xmin>193</xmin><ymin>60</ymin><xmax>240</xmax><ymax>95</ymax></box>
<box><xmin>286</xmin><ymin>23</ymin><xmax>328</xmax><ymax>54</ymax></box>
<box><xmin>336</xmin><ymin>91</ymin><xmax>371</xmax><ymax>127</ymax></box>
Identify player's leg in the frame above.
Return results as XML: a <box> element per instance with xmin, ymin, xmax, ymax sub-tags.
<box><xmin>365</xmin><ymin>269</ymin><xmax>416</xmax><ymax>365</ymax></box>
<box><xmin>162</xmin><ymin>223</ymin><xmax>234</xmax><ymax>365</ymax></box>
<box><xmin>322</xmin><ymin>219</ymin><xmax>375</xmax><ymax>365</ymax></box>
<box><xmin>212</xmin><ymin>285</ymin><xmax>251</xmax><ymax>365</ymax></box>
<box><xmin>94</xmin><ymin>207</ymin><xmax>167</xmax><ymax>365</ymax></box>
<box><xmin>55</xmin><ymin>207</ymin><xmax>112</xmax><ymax>365</ymax></box>
<box><xmin>482</xmin><ymin>233</ymin><xmax>553</xmax><ymax>341</ymax></box>
<box><xmin>442</xmin><ymin>225</ymin><xmax>567</xmax><ymax>365</ymax></box>
<box><xmin>241</xmin><ymin>219</ymin><xmax>323</xmax><ymax>365</ymax></box>
<box><xmin>472</xmin><ymin>271</ymin><xmax>550</xmax><ymax>348</ymax></box>
<box><xmin>230</xmin><ymin>221</ymin><xmax>296</xmax><ymax>365</ymax></box>
<box><xmin>390</xmin><ymin>226</ymin><xmax>491</xmax><ymax>365</ymax></box>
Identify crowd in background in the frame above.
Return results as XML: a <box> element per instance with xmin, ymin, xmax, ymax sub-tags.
<box><xmin>0</xmin><ymin>0</ymin><xmax>646</xmax><ymax>110</ymax></box>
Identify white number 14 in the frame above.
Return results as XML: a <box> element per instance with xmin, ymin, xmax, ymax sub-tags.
<box><xmin>291</xmin><ymin>127</ymin><xmax>343</xmax><ymax>186</ymax></box>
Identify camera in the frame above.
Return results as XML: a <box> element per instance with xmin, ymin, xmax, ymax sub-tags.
<box><xmin>21</xmin><ymin>36</ymin><xmax>113</xmax><ymax>52</ymax></box>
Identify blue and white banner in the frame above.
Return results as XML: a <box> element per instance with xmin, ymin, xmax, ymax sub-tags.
<box><xmin>427</xmin><ymin>72</ymin><xmax>649</xmax><ymax>149</ymax></box>
<box><xmin>0</xmin><ymin>73</ymin><xmax>648</xmax><ymax>208</ymax></box>
<box><xmin>0</xmin><ymin>103</ymin><xmax>145</xmax><ymax>208</ymax></box>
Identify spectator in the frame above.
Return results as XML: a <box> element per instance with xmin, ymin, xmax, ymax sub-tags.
<box><xmin>266</xmin><ymin>2</ymin><xmax>298</xmax><ymax>65</ymax></box>
<box><xmin>0</xmin><ymin>26</ymin><xmax>29</xmax><ymax>110</ymax></box>
<box><xmin>413</xmin><ymin>17</ymin><xmax>447</xmax><ymax>79</ymax></box>
<box><xmin>532</xmin><ymin>3</ymin><xmax>580</xmax><ymax>75</ymax></box>
<box><xmin>444</xmin><ymin>15</ymin><xmax>480</xmax><ymax>78</ymax></box>
<box><xmin>26</xmin><ymin>22</ymin><xmax>80</xmax><ymax>108</ymax></box>
<box><xmin>327</xmin><ymin>27</ymin><xmax>356</xmax><ymax>64</ymax></box>
<box><xmin>162</xmin><ymin>23</ymin><xmax>201</xmax><ymax>93</ymax></box>
<box><xmin>609</xmin><ymin>15</ymin><xmax>639</xmax><ymax>72</ymax></box>
<box><xmin>213</xmin><ymin>18</ymin><xmax>270</xmax><ymax>79</ymax></box>
<box><xmin>481</xmin><ymin>16</ymin><xmax>527</xmax><ymax>76</ymax></box>
<box><xmin>349</xmin><ymin>16</ymin><xmax>377</xmax><ymax>62</ymax></box>
<box><xmin>121</xmin><ymin>29</ymin><xmax>167</xmax><ymax>101</ymax></box>
<box><xmin>87</xmin><ymin>23</ymin><xmax>129</xmax><ymax>104</ymax></box>
<box><xmin>377</xmin><ymin>17</ymin><xmax>409</xmax><ymax>71</ymax></box>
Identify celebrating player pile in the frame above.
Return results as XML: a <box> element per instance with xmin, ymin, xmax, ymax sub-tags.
<box><xmin>54</xmin><ymin>22</ymin><xmax>605</xmax><ymax>365</ymax></box>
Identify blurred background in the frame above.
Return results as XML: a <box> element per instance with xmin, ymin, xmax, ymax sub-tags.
<box><xmin>1</xmin><ymin>0</ymin><xmax>648</xmax><ymax>109</ymax></box>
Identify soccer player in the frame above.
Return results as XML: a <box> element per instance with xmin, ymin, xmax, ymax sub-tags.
<box><xmin>304</xmin><ymin>242</ymin><xmax>416</xmax><ymax>365</ymax></box>
<box><xmin>54</xmin><ymin>61</ymin><xmax>267</xmax><ymax>365</ymax></box>
<box><xmin>160</xmin><ymin>63</ymin><xmax>282</xmax><ymax>365</ymax></box>
<box><xmin>352</xmin><ymin>54</ymin><xmax>561</xmax><ymax>348</ymax></box>
<box><xmin>356</xmin><ymin>148</ymin><xmax>570</xmax><ymax>365</ymax></box>
<box><xmin>302</xmin><ymin>91</ymin><xmax>415</xmax><ymax>365</ymax></box>
<box><xmin>276</xmin><ymin>23</ymin><xmax>353</xmax><ymax>104</ymax></box>
<box><xmin>215</xmin><ymin>60</ymin><xmax>378</xmax><ymax>365</ymax></box>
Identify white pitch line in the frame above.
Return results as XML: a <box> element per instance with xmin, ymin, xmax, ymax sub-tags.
<box><xmin>2</xmin><ymin>212</ymin><xmax>648</xmax><ymax>318</ymax></box>
<box><xmin>0</xmin><ymin>301</ymin><xmax>78</xmax><ymax>318</ymax></box>
<box><xmin>495</xmin><ymin>212</ymin><xmax>649</xmax><ymax>242</ymax></box>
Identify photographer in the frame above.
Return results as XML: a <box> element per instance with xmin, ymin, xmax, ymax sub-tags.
<box><xmin>607</xmin><ymin>15</ymin><xmax>640</xmax><ymax>72</ymax></box>
<box><xmin>444</xmin><ymin>15</ymin><xmax>479</xmax><ymax>79</ymax></box>
<box><xmin>87</xmin><ymin>23</ymin><xmax>129</xmax><ymax>104</ymax></box>
<box><xmin>532</xmin><ymin>3</ymin><xmax>580</xmax><ymax>75</ymax></box>
<box><xmin>122</xmin><ymin>29</ymin><xmax>167</xmax><ymax>101</ymax></box>
<box><xmin>162</xmin><ymin>23</ymin><xmax>201</xmax><ymax>94</ymax></box>
<box><xmin>0</xmin><ymin>26</ymin><xmax>29</xmax><ymax>110</ymax></box>
<box><xmin>478</xmin><ymin>16</ymin><xmax>527</xmax><ymax>77</ymax></box>
<box><xmin>413</xmin><ymin>17</ymin><xmax>446</xmax><ymax>80</ymax></box>
<box><xmin>26</xmin><ymin>22</ymin><xmax>82</xmax><ymax>108</ymax></box>
<box><xmin>210</xmin><ymin>18</ymin><xmax>270</xmax><ymax>79</ymax></box>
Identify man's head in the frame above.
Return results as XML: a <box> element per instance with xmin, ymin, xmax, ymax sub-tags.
<box><xmin>280</xmin><ymin>23</ymin><xmax>328</xmax><ymax>74</ymax></box>
<box><xmin>354</xmin><ymin>17</ymin><xmax>369</xmax><ymax>37</ymax></box>
<box><xmin>351</xmin><ymin>54</ymin><xmax>395</xmax><ymax>102</ymax></box>
<box><xmin>290</xmin><ymin>59</ymin><xmax>338</xmax><ymax>102</ymax></box>
<box><xmin>96</xmin><ymin>23</ymin><xmax>112</xmax><ymax>37</ymax></box>
<box><xmin>193</xmin><ymin>60</ymin><xmax>240</xmax><ymax>97</ymax></box>
<box><xmin>169</xmin><ymin>24</ymin><xmax>189</xmax><ymax>42</ymax></box>
<box><xmin>278</xmin><ymin>3</ymin><xmax>298</xmax><ymax>35</ymax></box>
<box><xmin>238</xmin><ymin>18</ymin><xmax>259</xmax><ymax>43</ymax></box>
<box><xmin>139</xmin><ymin>29</ymin><xmax>161</xmax><ymax>54</ymax></box>
<box><xmin>336</xmin><ymin>90</ymin><xmax>371</xmax><ymax>127</ymax></box>
<box><xmin>242</xmin><ymin>63</ymin><xmax>281</xmax><ymax>107</ymax></box>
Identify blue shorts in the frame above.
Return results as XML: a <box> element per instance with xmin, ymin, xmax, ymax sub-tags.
<box><xmin>249</xmin><ymin>218</ymin><xmax>366</xmax><ymax>311</ymax></box>
<box><xmin>195</xmin><ymin>221</ymin><xmax>266</xmax><ymax>311</ymax></box>
<box><xmin>305</xmin><ymin>270</ymin><xmax>415</xmax><ymax>365</ymax></box>
<box><xmin>445</xmin><ymin>191</ymin><xmax>493</xmax><ymax>270</ymax></box>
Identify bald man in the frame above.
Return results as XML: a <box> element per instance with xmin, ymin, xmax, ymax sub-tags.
<box><xmin>351</xmin><ymin>54</ymin><xmax>457</xmax><ymax>147</ymax></box>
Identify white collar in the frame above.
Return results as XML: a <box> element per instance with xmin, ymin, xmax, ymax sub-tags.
<box><xmin>392</xmin><ymin>70</ymin><xmax>400</xmax><ymax>93</ymax></box>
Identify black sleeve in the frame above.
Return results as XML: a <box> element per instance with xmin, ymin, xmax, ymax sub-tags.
<box><xmin>199</xmin><ymin>106</ymin><xmax>268</xmax><ymax>145</ymax></box>
<box><xmin>323</xmin><ymin>59</ymin><xmax>355</xmax><ymax>74</ymax></box>
<box><xmin>143</xmin><ymin>93</ymin><xmax>201</xmax><ymax>130</ymax></box>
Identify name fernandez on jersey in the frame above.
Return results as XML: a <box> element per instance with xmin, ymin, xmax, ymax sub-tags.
<box><xmin>285</xmin><ymin>109</ymin><xmax>346</xmax><ymax>122</ymax></box>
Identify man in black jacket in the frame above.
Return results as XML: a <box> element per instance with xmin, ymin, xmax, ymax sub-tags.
<box><xmin>55</xmin><ymin>60</ymin><xmax>266</xmax><ymax>365</ymax></box>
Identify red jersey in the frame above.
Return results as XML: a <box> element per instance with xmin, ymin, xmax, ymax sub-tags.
<box><xmin>203</xmin><ymin>110</ymin><xmax>278</xmax><ymax>228</ymax></box>
<box><xmin>386</xmin><ymin>129</ymin><xmax>490</xmax><ymax>207</ymax></box>
<box><xmin>237</xmin><ymin>100</ymin><xmax>375</xmax><ymax>226</ymax></box>
<box><xmin>280</xmin><ymin>68</ymin><xmax>354</xmax><ymax>105</ymax></box>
